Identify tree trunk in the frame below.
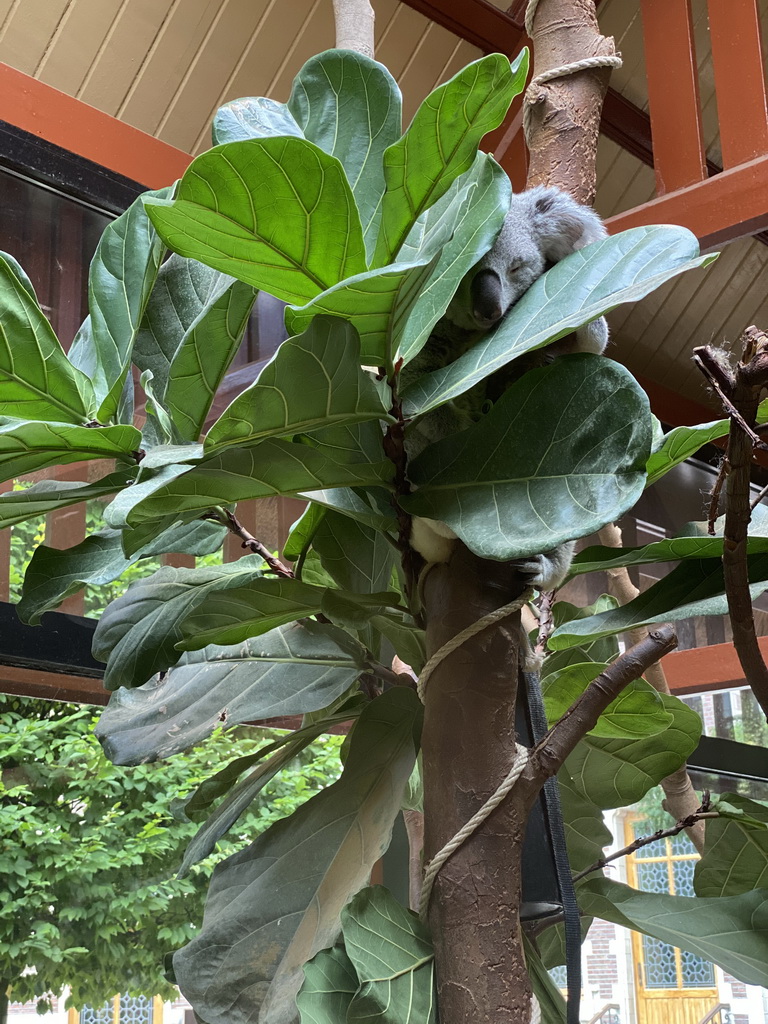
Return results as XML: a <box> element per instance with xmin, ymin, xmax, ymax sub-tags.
<box><xmin>524</xmin><ymin>0</ymin><xmax>617</xmax><ymax>204</ymax></box>
<box><xmin>420</xmin><ymin>3</ymin><xmax>614</xmax><ymax>1021</ymax></box>
<box><xmin>331</xmin><ymin>0</ymin><xmax>375</xmax><ymax>58</ymax></box>
<box><xmin>421</xmin><ymin>546</ymin><xmax>531</xmax><ymax>1022</ymax></box>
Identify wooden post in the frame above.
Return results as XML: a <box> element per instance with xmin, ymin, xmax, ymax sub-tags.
<box><xmin>640</xmin><ymin>0</ymin><xmax>706</xmax><ymax>194</ymax></box>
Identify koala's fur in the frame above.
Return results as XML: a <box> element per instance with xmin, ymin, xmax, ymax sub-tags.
<box><xmin>404</xmin><ymin>186</ymin><xmax>609</xmax><ymax>590</ymax></box>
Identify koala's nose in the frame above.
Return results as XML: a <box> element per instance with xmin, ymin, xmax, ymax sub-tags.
<box><xmin>470</xmin><ymin>269</ymin><xmax>504</xmax><ymax>327</ymax></box>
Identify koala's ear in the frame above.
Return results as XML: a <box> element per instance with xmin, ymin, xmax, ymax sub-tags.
<box><xmin>470</xmin><ymin>269</ymin><xmax>504</xmax><ymax>325</ymax></box>
<box><xmin>531</xmin><ymin>188</ymin><xmax>606</xmax><ymax>261</ymax></box>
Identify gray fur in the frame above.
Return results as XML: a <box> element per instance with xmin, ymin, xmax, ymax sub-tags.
<box><xmin>405</xmin><ymin>186</ymin><xmax>609</xmax><ymax>588</ymax></box>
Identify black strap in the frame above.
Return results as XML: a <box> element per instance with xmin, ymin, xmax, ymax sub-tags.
<box><xmin>523</xmin><ymin>668</ymin><xmax>581</xmax><ymax>1024</ymax></box>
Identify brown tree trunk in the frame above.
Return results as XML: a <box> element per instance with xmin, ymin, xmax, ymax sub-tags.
<box><xmin>524</xmin><ymin>0</ymin><xmax>617</xmax><ymax>204</ymax></box>
<box><xmin>421</xmin><ymin>546</ymin><xmax>530</xmax><ymax>1022</ymax></box>
<box><xmin>420</xmin><ymin>3</ymin><xmax>615</xmax><ymax>1021</ymax></box>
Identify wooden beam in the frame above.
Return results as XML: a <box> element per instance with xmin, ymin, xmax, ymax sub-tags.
<box><xmin>606</xmin><ymin>152</ymin><xmax>768</xmax><ymax>249</ymax></box>
<box><xmin>397</xmin><ymin>0</ymin><xmax>521</xmax><ymax>54</ymax></box>
<box><xmin>0</xmin><ymin>665</ymin><xmax>110</xmax><ymax>706</ymax></box>
<box><xmin>708</xmin><ymin>0</ymin><xmax>768</xmax><ymax>169</ymax></box>
<box><xmin>640</xmin><ymin>0</ymin><xmax>707</xmax><ymax>193</ymax></box>
<box><xmin>661</xmin><ymin>638</ymin><xmax>768</xmax><ymax>694</ymax></box>
<box><xmin>0</xmin><ymin>62</ymin><xmax>191</xmax><ymax>189</ymax></box>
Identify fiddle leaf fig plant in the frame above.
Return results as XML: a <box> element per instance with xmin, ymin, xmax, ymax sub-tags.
<box><xmin>0</xmin><ymin>44</ymin><xmax>757</xmax><ymax>1024</ymax></box>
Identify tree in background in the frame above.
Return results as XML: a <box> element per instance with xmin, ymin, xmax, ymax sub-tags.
<box><xmin>0</xmin><ymin>694</ymin><xmax>341</xmax><ymax>1021</ymax></box>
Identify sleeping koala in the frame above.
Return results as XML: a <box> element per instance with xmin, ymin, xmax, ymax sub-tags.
<box><xmin>403</xmin><ymin>186</ymin><xmax>609</xmax><ymax>589</ymax></box>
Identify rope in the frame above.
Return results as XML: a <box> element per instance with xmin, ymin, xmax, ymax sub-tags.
<box><xmin>417</xmin><ymin>587</ymin><xmax>534</xmax><ymax>918</ymax></box>
<box><xmin>416</xmin><ymin>589</ymin><xmax>533</xmax><ymax>702</ymax></box>
<box><xmin>419</xmin><ymin>742</ymin><xmax>529</xmax><ymax>918</ymax></box>
<box><xmin>523</xmin><ymin>0</ymin><xmax>623</xmax><ymax>141</ymax></box>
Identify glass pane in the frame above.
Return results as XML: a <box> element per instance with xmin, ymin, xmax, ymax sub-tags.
<box><xmin>642</xmin><ymin>935</ymin><xmax>677</xmax><ymax>989</ymax></box>
<box><xmin>119</xmin><ymin>995</ymin><xmax>154</xmax><ymax>1024</ymax></box>
<box><xmin>637</xmin><ymin>860</ymin><xmax>670</xmax><ymax>894</ymax></box>
<box><xmin>632</xmin><ymin>820</ymin><xmax>666</xmax><ymax>858</ymax></box>
<box><xmin>0</xmin><ymin>167</ymin><xmax>110</xmax><ymax>348</ymax></box>
<box><xmin>80</xmin><ymin>1004</ymin><xmax>115</xmax><ymax>1024</ymax></box>
<box><xmin>669</xmin><ymin>830</ymin><xmax>696</xmax><ymax>856</ymax></box>
<box><xmin>672</xmin><ymin>858</ymin><xmax>696</xmax><ymax>897</ymax></box>
<box><xmin>679</xmin><ymin>948</ymin><xmax>715</xmax><ymax>988</ymax></box>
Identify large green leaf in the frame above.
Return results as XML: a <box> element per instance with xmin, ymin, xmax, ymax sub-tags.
<box><xmin>540</xmin><ymin>595</ymin><xmax>620</xmax><ymax>679</ymax></box>
<box><xmin>204</xmin><ymin>317</ymin><xmax>389</xmax><ymax>454</ymax></box>
<box><xmin>134</xmin><ymin>253</ymin><xmax>257</xmax><ymax>441</ymax></box>
<box><xmin>571</xmin><ymin>507</ymin><xmax>768</xmax><ymax>575</ymax></box>
<box><xmin>213</xmin><ymin>96</ymin><xmax>304</xmax><ymax>145</ymax></box>
<box><xmin>579</xmin><ymin>877</ymin><xmax>768</xmax><ymax>987</ymax></box>
<box><xmin>0</xmin><ymin>470</ymin><xmax>132</xmax><ymax>529</ymax></box>
<box><xmin>144</xmin><ymin>138</ymin><xmax>367</xmax><ymax>304</ymax></box>
<box><xmin>403</xmin><ymin>355</ymin><xmax>651</xmax><ymax>560</ymax></box>
<box><xmin>171</xmin><ymin>688</ymin><xmax>421</xmax><ymax>1024</ymax></box>
<box><xmin>95</xmin><ymin>620</ymin><xmax>365</xmax><ymax>765</ymax></box>
<box><xmin>0</xmin><ymin>252</ymin><xmax>95</xmax><ymax>422</ymax></box>
<box><xmin>646</xmin><ymin>400</ymin><xmax>768</xmax><ymax>487</ymax></box>
<box><xmin>373</xmin><ymin>52</ymin><xmax>527</xmax><ymax>266</ymax></box>
<box><xmin>341</xmin><ymin>886</ymin><xmax>436</xmax><ymax>1024</ymax></box>
<box><xmin>17</xmin><ymin>520</ymin><xmax>226</xmax><ymax>625</ymax></box>
<box><xmin>125</xmin><ymin>430</ymin><xmax>393</xmax><ymax>525</ymax></box>
<box><xmin>179</xmin><ymin>702</ymin><xmax>366</xmax><ymax>875</ymax></box>
<box><xmin>313</xmin><ymin>510</ymin><xmax>395</xmax><ymax>595</ymax></box>
<box><xmin>401</xmin><ymin>227</ymin><xmax>716</xmax><ymax>415</ymax></box>
<box><xmin>69</xmin><ymin>187</ymin><xmax>170</xmax><ymax>423</ymax></box>
<box><xmin>396</xmin><ymin>154</ymin><xmax>511</xmax><ymax>365</ymax></box>
<box><xmin>285</xmin><ymin>258</ymin><xmax>438</xmax><ymax>367</ymax></box>
<box><xmin>298</xmin><ymin>944</ymin><xmax>358</xmax><ymax>1024</ymax></box>
<box><xmin>695</xmin><ymin>795</ymin><xmax>768</xmax><ymax>897</ymax></box>
<box><xmin>92</xmin><ymin>557</ymin><xmax>265</xmax><ymax>690</ymax></box>
<box><xmin>558</xmin><ymin>769</ymin><xmax>612</xmax><ymax>876</ymax></box>
<box><xmin>288</xmin><ymin>50</ymin><xmax>402</xmax><ymax>261</ymax></box>
<box><xmin>164</xmin><ymin>277</ymin><xmax>255</xmax><ymax>440</ymax></box>
<box><xmin>565</xmin><ymin>694</ymin><xmax>701</xmax><ymax>809</ymax></box>
<box><xmin>542</xmin><ymin>663</ymin><xmax>672</xmax><ymax>739</ymax></box>
<box><xmin>300</xmin><ymin>486</ymin><xmax>397</xmax><ymax>532</ymax></box>
<box><xmin>0</xmin><ymin>419</ymin><xmax>141</xmax><ymax>483</ymax></box>
<box><xmin>177</xmin><ymin>578</ymin><xmax>400</xmax><ymax>650</ymax></box>
<box><xmin>550</xmin><ymin>553</ymin><xmax>768</xmax><ymax>650</ymax></box>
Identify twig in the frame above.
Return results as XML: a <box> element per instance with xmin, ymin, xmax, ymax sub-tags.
<box><xmin>750</xmin><ymin>480</ymin><xmax>768</xmax><ymax>512</ymax></box>
<box><xmin>695</xmin><ymin>329</ymin><xmax>768</xmax><ymax>719</ymax></box>
<box><xmin>693</xmin><ymin>344</ymin><xmax>768</xmax><ymax>451</ymax></box>
<box><xmin>535</xmin><ymin>588</ymin><xmax>557</xmax><ymax>653</ymax></box>
<box><xmin>572</xmin><ymin>797</ymin><xmax>717</xmax><ymax>883</ymax></box>
<box><xmin>707</xmin><ymin>458</ymin><xmax>728</xmax><ymax>535</ymax></box>
<box><xmin>527</xmin><ymin>626</ymin><xmax>678</xmax><ymax>787</ymax></box>
<box><xmin>206</xmin><ymin>508</ymin><xmax>294</xmax><ymax>578</ymax></box>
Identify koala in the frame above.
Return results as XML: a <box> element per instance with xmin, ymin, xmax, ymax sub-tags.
<box><xmin>404</xmin><ymin>186</ymin><xmax>609</xmax><ymax>590</ymax></box>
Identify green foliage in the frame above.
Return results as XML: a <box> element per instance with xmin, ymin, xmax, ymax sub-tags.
<box><xmin>0</xmin><ymin>39</ymin><xmax>749</xmax><ymax>1024</ymax></box>
<box><xmin>0</xmin><ymin>692</ymin><xmax>343</xmax><ymax>1010</ymax></box>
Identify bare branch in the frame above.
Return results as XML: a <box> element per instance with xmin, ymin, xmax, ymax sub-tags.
<box><xmin>694</xmin><ymin>328</ymin><xmax>768</xmax><ymax>720</ymax></box>
<box><xmin>573</xmin><ymin>796</ymin><xmax>716</xmax><ymax>883</ymax></box>
<box><xmin>527</xmin><ymin>626</ymin><xmax>678</xmax><ymax>786</ymax></box>
<box><xmin>206</xmin><ymin>508</ymin><xmax>294</xmax><ymax>578</ymax></box>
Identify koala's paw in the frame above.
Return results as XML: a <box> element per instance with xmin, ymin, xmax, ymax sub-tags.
<box><xmin>512</xmin><ymin>542</ymin><xmax>575</xmax><ymax>591</ymax></box>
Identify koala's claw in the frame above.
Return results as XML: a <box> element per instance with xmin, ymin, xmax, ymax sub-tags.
<box><xmin>511</xmin><ymin>543</ymin><xmax>576</xmax><ymax>592</ymax></box>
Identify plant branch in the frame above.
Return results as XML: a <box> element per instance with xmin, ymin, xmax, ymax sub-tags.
<box><xmin>526</xmin><ymin>625</ymin><xmax>678</xmax><ymax>789</ymax></box>
<box><xmin>206</xmin><ymin>508</ymin><xmax>294</xmax><ymax>578</ymax></box>
<box><xmin>572</xmin><ymin>799</ymin><xmax>717</xmax><ymax>883</ymax></box>
<box><xmin>597</xmin><ymin>522</ymin><xmax>705</xmax><ymax>850</ymax></box>
<box><xmin>694</xmin><ymin>328</ymin><xmax>768</xmax><ymax>720</ymax></box>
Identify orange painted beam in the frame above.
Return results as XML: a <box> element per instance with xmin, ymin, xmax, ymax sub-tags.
<box><xmin>640</xmin><ymin>0</ymin><xmax>706</xmax><ymax>194</ymax></box>
<box><xmin>708</xmin><ymin>0</ymin><xmax>768</xmax><ymax>169</ymax></box>
<box><xmin>660</xmin><ymin>639</ymin><xmax>768</xmax><ymax>694</ymax></box>
<box><xmin>606</xmin><ymin>152</ymin><xmax>768</xmax><ymax>249</ymax></box>
<box><xmin>0</xmin><ymin>62</ymin><xmax>191</xmax><ymax>189</ymax></box>
<box><xmin>0</xmin><ymin>664</ymin><xmax>110</xmax><ymax>706</ymax></box>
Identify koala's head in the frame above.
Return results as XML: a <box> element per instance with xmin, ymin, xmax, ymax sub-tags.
<box><xmin>446</xmin><ymin>186</ymin><xmax>607</xmax><ymax>331</ymax></box>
